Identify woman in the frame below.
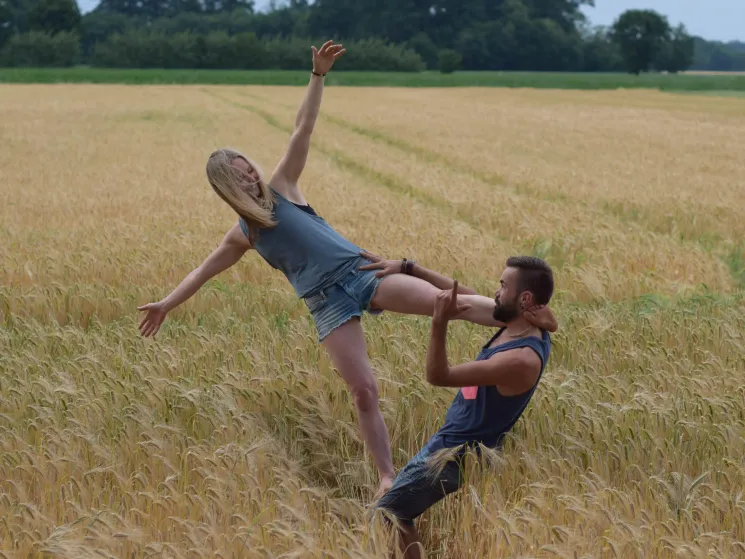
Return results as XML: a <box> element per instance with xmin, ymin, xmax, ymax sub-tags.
<box><xmin>138</xmin><ymin>40</ymin><xmax>557</xmax><ymax>498</ymax></box>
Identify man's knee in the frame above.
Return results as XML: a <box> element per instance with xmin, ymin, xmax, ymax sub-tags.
<box><xmin>349</xmin><ymin>380</ymin><xmax>379</xmax><ymax>413</ymax></box>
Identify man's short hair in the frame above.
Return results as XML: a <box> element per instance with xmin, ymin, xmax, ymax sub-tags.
<box><xmin>506</xmin><ymin>256</ymin><xmax>554</xmax><ymax>305</ymax></box>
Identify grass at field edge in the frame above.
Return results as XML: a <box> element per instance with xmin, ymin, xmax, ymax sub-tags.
<box><xmin>2</xmin><ymin>67</ymin><xmax>745</xmax><ymax>91</ymax></box>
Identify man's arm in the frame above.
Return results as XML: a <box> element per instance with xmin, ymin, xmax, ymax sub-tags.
<box><xmin>427</xmin><ymin>284</ymin><xmax>542</xmax><ymax>387</ymax></box>
<box><xmin>426</xmin><ymin>319</ymin><xmax>541</xmax><ymax>387</ymax></box>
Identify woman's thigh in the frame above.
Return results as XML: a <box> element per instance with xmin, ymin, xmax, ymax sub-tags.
<box><xmin>369</xmin><ymin>274</ymin><xmax>440</xmax><ymax>316</ymax></box>
<box><xmin>369</xmin><ymin>274</ymin><xmax>497</xmax><ymax>326</ymax></box>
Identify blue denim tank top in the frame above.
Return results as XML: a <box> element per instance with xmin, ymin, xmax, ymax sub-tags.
<box><xmin>239</xmin><ymin>189</ymin><xmax>362</xmax><ymax>298</ymax></box>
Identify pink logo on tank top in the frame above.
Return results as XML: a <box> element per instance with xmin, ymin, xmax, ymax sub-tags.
<box><xmin>461</xmin><ymin>386</ymin><xmax>478</xmax><ymax>400</ymax></box>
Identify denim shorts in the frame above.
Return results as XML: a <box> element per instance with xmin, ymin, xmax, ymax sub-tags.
<box><xmin>302</xmin><ymin>261</ymin><xmax>384</xmax><ymax>342</ymax></box>
<box><xmin>375</xmin><ymin>435</ymin><xmax>466</xmax><ymax>526</ymax></box>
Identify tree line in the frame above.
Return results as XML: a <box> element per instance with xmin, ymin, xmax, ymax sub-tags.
<box><xmin>1</xmin><ymin>0</ymin><xmax>743</xmax><ymax>73</ymax></box>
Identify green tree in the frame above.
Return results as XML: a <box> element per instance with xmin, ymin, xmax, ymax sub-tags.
<box><xmin>0</xmin><ymin>0</ymin><xmax>31</xmax><ymax>36</ymax></box>
<box><xmin>28</xmin><ymin>0</ymin><xmax>81</xmax><ymax>35</ymax></box>
<box><xmin>0</xmin><ymin>29</ymin><xmax>79</xmax><ymax>65</ymax></box>
<box><xmin>0</xmin><ymin>0</ymin><xmax>13</xmax><ymax>47</ymax></box>
<box><xmin>253</xmin><ymin>5</ymin><xmax>306</xmax><ymax>37</ymax></box>
<box><xmin>524</xmin><ymin>0</ymin><xmax>594</xmax><ymax>32</ymax></box>
<box><xmin>80</xmin><ymin>10</ymin><xmax>136</xmax><ymax>56</ymax></box>
<box><xmin>407</xmin><ymin>32</ymin><xmax>439</xmax><ymax>69</ymax></box>
<box><xmin>438</xmin><ymin>48</ymin><xmax>461</xmax><ymax>73</ymax></box>
<box><xmin>611</xmin><ymin>9</ymin><xmax>671</xmax><ymax>74</ymax></box>
<box><xmin>655</xmin><ymin>23</ymin><xmax>694</xmax><ymax>73</ymax></box>
<box><xmin>95</xmin><ymin>0</ymin><xmax>147</xmax><ymax>18</ymax></box>
<box><xmin>95</xmin><ymin>0</ymin><xmax>249</xmax><ymax>18</ymax></box>
<box><xmin>0</xmin><ymin>0</ymin><xmax>693</xmax><ymax>72</ymax></box>
<box><xmin>690</xmin><ymin>37</ymin><xmax>745</xmax><ymax>71</ymax></box>
<box><xmin>578</xmin><ymin>23</ymin><xmax>623</xmax><ymax>71</ymax></box>
<box><xmin>200</xmin><ymin>0</ymin><xmax>253</xmax><ymax>14</ymax></box>
<box><xmin>453</xmin><ymin>0</ymin><xmax>583</xmax><ymax>71</ymax></box>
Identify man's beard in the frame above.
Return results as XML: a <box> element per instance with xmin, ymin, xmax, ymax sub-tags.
<box><xmin>493</xmin><ymin>295</ymin><xmax>520</xmax><ymax>323</ymax></box>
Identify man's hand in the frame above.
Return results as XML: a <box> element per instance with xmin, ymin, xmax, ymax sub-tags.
<box><xmin>358</xmin><ymin>250</ymin><xmax>404</xmax><ymax>278</ymax></box>
<box><xmin>433</xmin><ymin>281</ymin><xmax>472</xmax><ymax>324</ymax></box>
<box><xmin>312</xmin><ymin>40</ymin><xmax>345</xmax><ymax>74</ymax></box>
<box><xmin>523</xmin><ymin>304</ymin><xmax>558</xmax><ymax>332</ymax></box>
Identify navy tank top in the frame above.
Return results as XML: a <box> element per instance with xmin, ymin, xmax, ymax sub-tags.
<box><xmin>435</xmin><ymin>329</ymin><xmax>551</xmax><ymax>449</ymax></box>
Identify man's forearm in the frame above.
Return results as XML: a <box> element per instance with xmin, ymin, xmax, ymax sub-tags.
<box><xmin>411</xmin><ymin>263</ymin><xmax>477</xmax><ymax>295</ymax></box>
<box><xmin>426</xmin><ymin>319</ymin><xmax>451</xmax><ymax>385</ymax></box>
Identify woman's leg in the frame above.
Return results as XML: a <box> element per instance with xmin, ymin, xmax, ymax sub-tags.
<box><xmin>321</xmin><ymin>317</ymin><xmax>396</xmax><ymax>497</ymax></box>
<box><xmin>370</xmin><ymin>274</ymin><xmax>496</xmax><ymax>326</ymax></box>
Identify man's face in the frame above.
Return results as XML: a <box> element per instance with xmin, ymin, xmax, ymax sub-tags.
<box><xmin>493</xmin><ymin>267</ymin><xmax>522</xmax><ymax>322</ymax></box>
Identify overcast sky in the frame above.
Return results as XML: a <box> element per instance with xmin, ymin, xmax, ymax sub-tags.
<box><xmin>75</xmin><ymin>0</ymin><xmax>744</xmax><ymax>42</ymax></box>
<box><xmin>579</xmin><ymin>1</ymin><xmax>742</xmax><ymax>42</ymax></box>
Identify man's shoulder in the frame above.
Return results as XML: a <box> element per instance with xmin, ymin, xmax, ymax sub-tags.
<box><xmin>485</xmin><ymin>344</ymin><xmax>542</xmax><ymax>370</ymax></box>
<box><xmin>484</xmin><ymin>334</ymin><xmax>548</xmax><ymax>371</ymax></box>
<box><xmin>512</xmin><ymin>346</ymin><xmax>543</xmax><ymax>370</ymax></box>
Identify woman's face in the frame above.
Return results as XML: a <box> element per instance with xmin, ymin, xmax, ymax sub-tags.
<box><xmin>231</xmin><ymin>157</ymin><xmax>261</xmax><ymax>197</ymax></box>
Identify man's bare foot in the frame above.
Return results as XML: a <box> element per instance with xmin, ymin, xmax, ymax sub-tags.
<box><xmin>373</xmin><ymin>476</ymin><xmax>394</xmax><ymax>502</ymax></box>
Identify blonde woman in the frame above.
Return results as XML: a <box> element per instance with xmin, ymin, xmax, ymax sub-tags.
<box><xmin>138</xmin><ymin>40</ymin><xmax>557</xmax><ymax>498</ymax></box>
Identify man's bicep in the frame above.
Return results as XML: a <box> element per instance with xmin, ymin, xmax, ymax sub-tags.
<box><xmin>441</xmin><ymin>348</ymin><xmax>541</xmax><ymax>387</ymax></box>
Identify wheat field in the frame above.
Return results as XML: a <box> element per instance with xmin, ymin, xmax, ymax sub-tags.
<box><xmin>1</xmin><ymin>83</ymin><xmax>744</xmax><ymax>558</ymax></box>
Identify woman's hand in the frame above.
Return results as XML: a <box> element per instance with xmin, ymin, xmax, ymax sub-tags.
<box><xmin>138</xmin><ymin>301</ymin><xmax>168</xmax><ymax>337</ymax></box>
<box><xmin>523</xmin><ymin>304</ymin><xmax>559</xmax><ymax>333</ymax></box>
<box><xmin>358</xmin><ymin>250</ymin><xmax>404</xmax><ymax>278</ymax></box>
<box><xmin>312</xmin><ymin>40</ymin><xmax>345</xmax><ymax>74</ymax></box>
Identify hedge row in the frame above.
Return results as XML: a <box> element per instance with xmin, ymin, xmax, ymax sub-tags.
<box><xmin>0</xmin><ymin>32</ymin><xmax>426</xmax><ymax>72</ymax></box>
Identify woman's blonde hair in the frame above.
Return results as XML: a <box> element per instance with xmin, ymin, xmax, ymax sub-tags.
<box><xmin>206</xmin><ymin>148</ymin><xmax>276</xmax><ymax>236</ymax></box>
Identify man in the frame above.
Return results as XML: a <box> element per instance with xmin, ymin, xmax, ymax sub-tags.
<box><xmin>369</xmin><ymin>256</ymin><xmax>555</xmax><ymax>559</ymax></box>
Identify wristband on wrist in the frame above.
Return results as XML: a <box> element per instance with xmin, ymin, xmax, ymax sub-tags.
<box><xmin>400</xmin><ymin>259</ymin><xmax>416</xmax><ymax>275</ymax></box>
<box><xmin>312</xmin><ymin>70</ymin><xmax>326</xmax><ymax>77</ymax></box>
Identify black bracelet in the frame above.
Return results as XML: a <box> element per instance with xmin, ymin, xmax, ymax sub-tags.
<box><xmin>312</xmin><ymin>70</ymin><xmax>326</xmax><ymax>77</ymax></box>
<box><xmin>401</xmin><ymin>258</ymin><xmax>407</xmax><ymax>274</ymax></box>
<box><xmin>406</xmin><ymin>260</ymin><xmax>416</xmax><ymax>275</ymax></box>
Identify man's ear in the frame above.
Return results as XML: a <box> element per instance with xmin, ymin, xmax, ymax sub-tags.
<box><xmin>520</xmin><ymin>291</ymin><xmax>534</xmax><ymax>310</ymax></box>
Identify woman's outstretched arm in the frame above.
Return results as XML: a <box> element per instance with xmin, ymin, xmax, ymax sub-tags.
<box><xmin>137</xmin><ymin>224</ymin><xmax>251</xmax><ymax>337</ymax></box>
<box><xmin>270</xmin><ymin>40</ymin><xmax>345</xmax><ymax>204</ymax></box>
